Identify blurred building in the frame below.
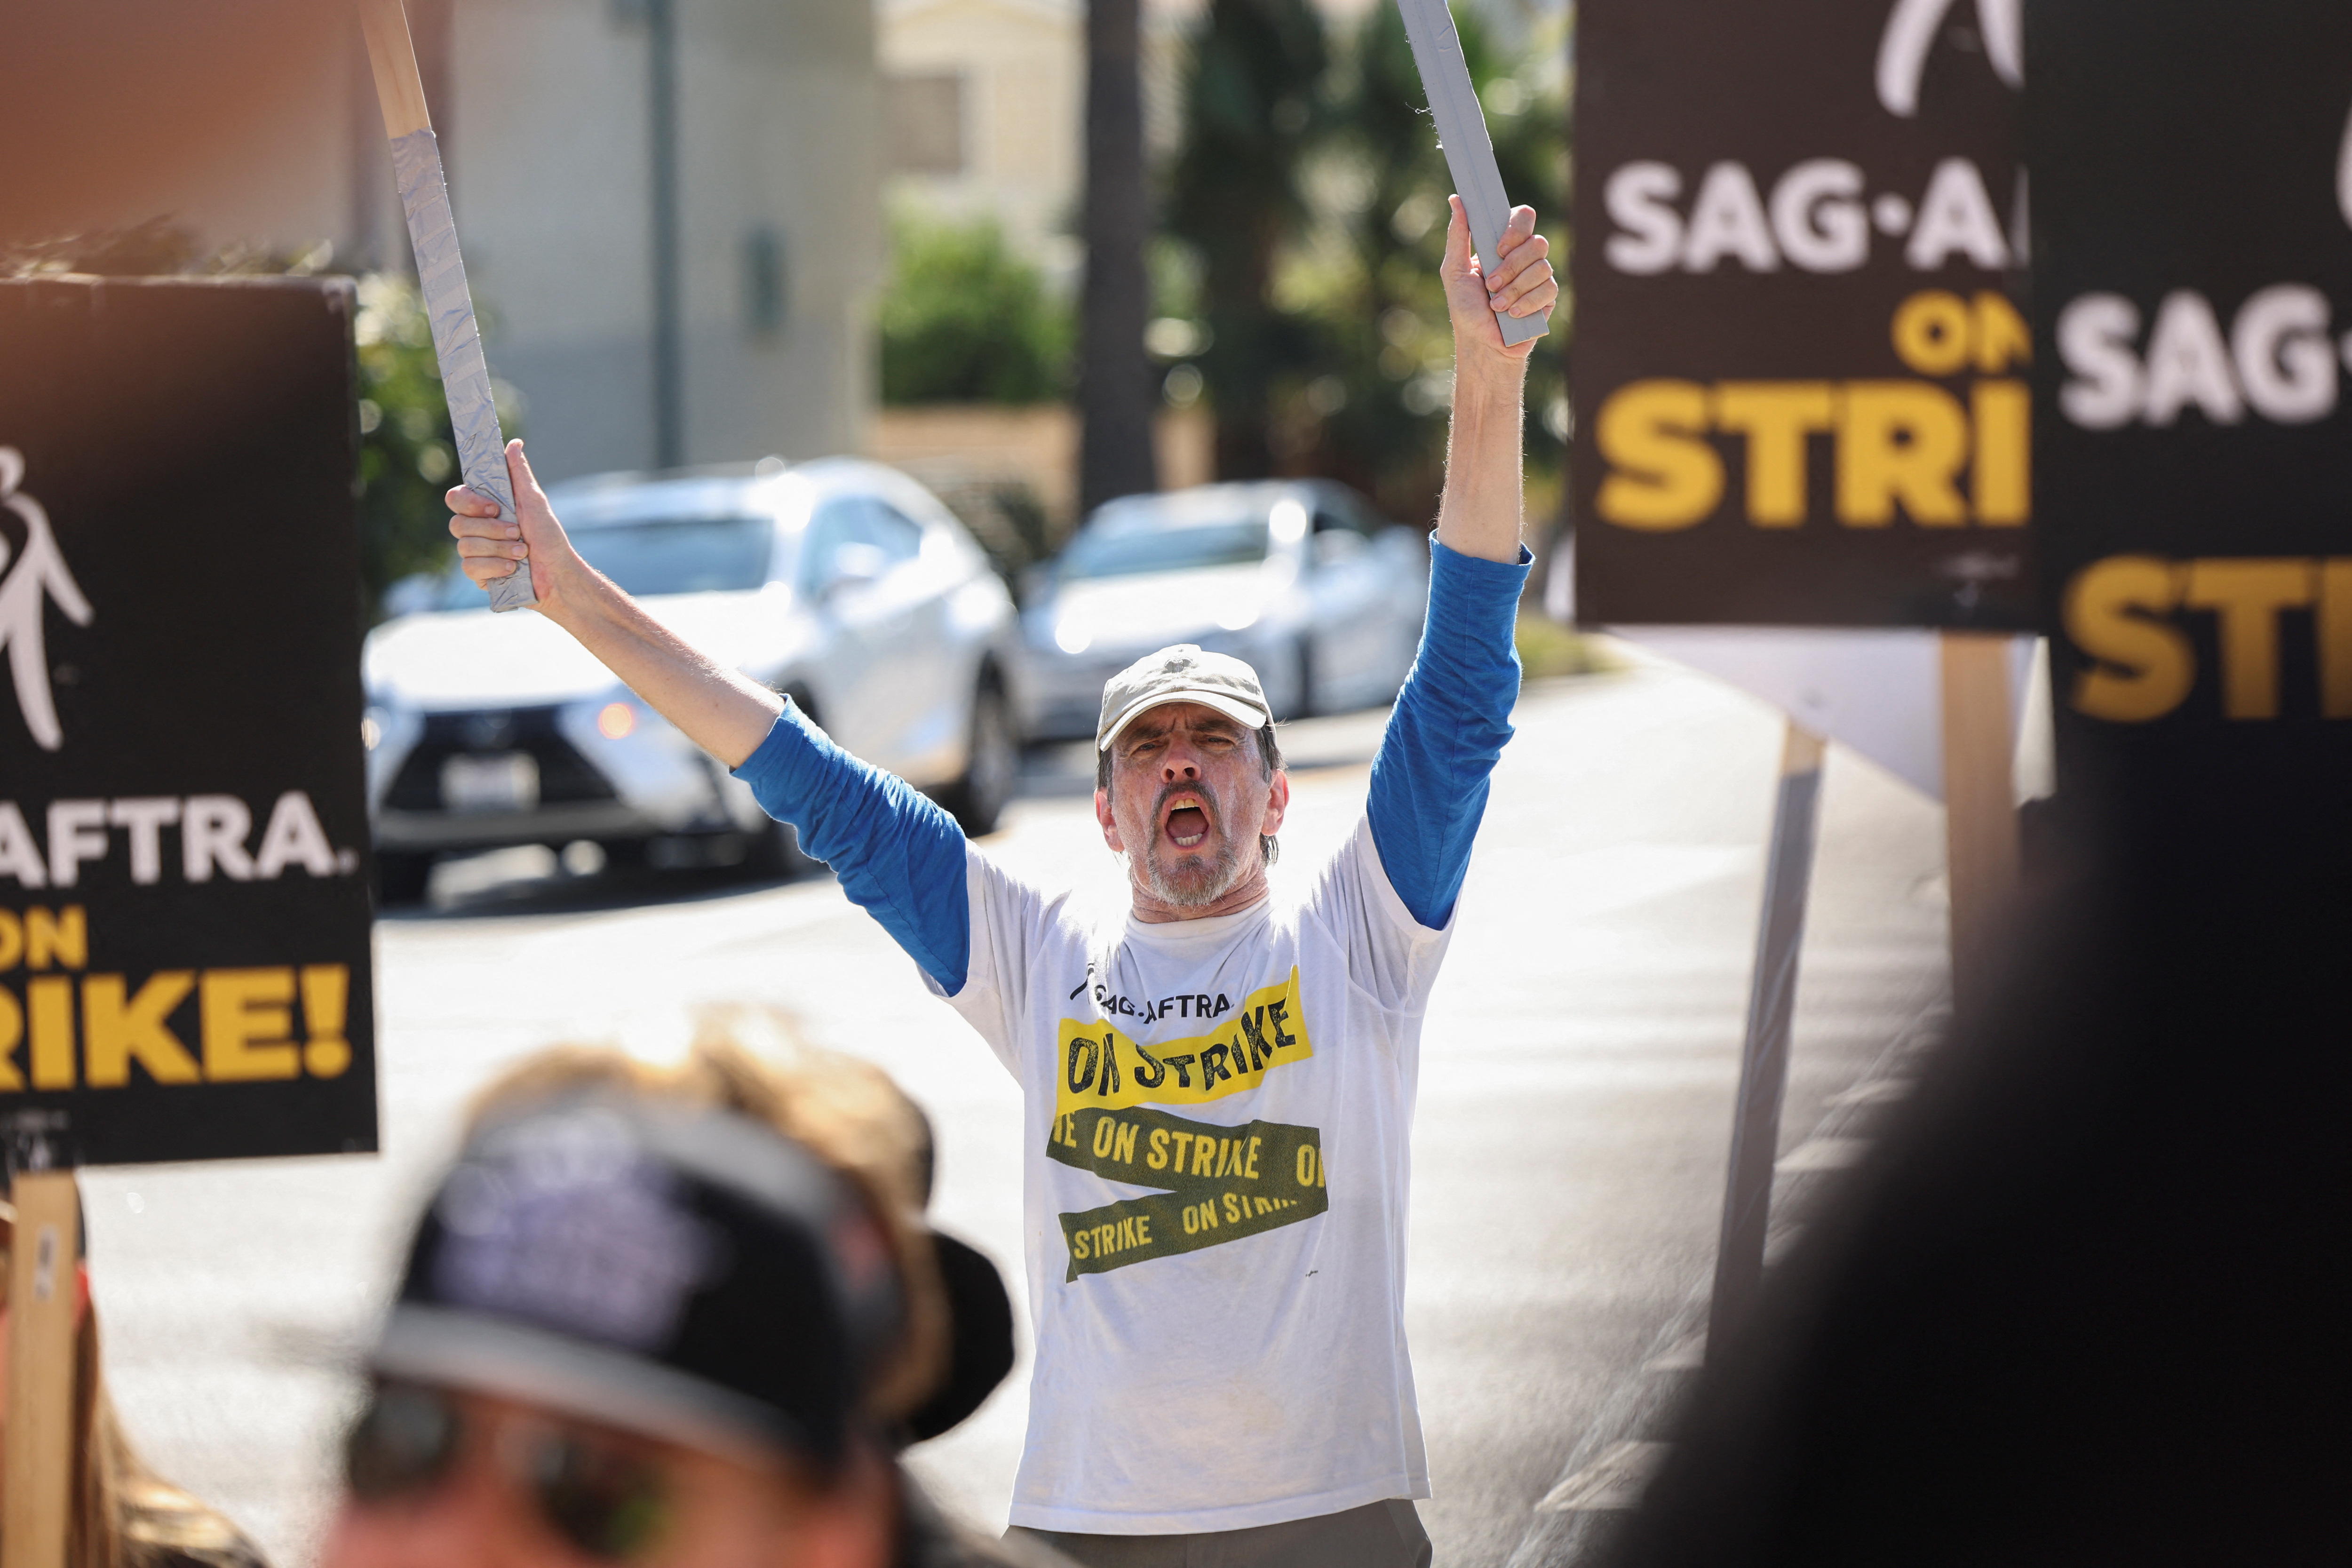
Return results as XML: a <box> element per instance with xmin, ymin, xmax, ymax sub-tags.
<box><xmin>0</xmin><ymin>0</ymin><xmax>878</xmax><ymax>485</ymax></box>
<box><xmin>879</xmin><ymin>0</ymin><xmax>1088</xmax><ymax>280</ymax></box>
<box><xmin>434</xmin><ymin>0</ymin><xmax>878</xmax><ymax>480</ymax></box>
<box><xmin>872</xmin><ymin>0</ymin><xmax>1211</xmax><ymax>527</ymax></box>
<box><xmin>874</xmin><ymin>0</ymin><xmax>1558</xmax><ymax>277</ymax></box>
<box><xmin>878</xmin><ymin>0</ymin><xmax>1208</xmax><ymax>287</ymax></box>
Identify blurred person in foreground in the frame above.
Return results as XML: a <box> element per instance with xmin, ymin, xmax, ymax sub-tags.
<box><xmin>321</xmin><ymin>1031</ymin><xmax>1057</xmax><ymax>1568</ymax></box>
<box><xmin>442</xmin><ymin>199</ymin><xmax>1554</xmax><ymax>1562</ymax></box>
<box><xmin>1596</xmin><ymin>844</ymin><xmax>2352</xmax><ymax>1565</ymax></box>
<box><xmin>0</xmin><ymin>1186</ymin><xmax>267</xmax><ymax>1568</ymax></box>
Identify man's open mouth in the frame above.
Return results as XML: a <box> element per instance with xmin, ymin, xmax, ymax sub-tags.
<box><xmin>1160</xmin><ymin>792</ymin><xmax>1213</xmax><ymax>849</ymax></box>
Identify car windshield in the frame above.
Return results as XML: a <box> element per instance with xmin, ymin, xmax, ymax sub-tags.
<box><xmin>576</xmin><ymin>517</ymin><xmax>777</xmax><ymax>595</ymax></box>
<box><xmin>1059</xmin><ymin>515</ymin><xmax>1269</xmax><ymax>581</ymax></box>
<box><xmin>438</xmin><ymin>515</ymin><xmax>777</xmax><ymax>607</ymax></box>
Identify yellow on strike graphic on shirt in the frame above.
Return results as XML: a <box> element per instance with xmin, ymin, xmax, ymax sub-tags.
<box><xmin>1047</xmin><ymin>968</ymin><xmax>1326</xmax><ymax>1279</ymax></box>
<box><xmin>1052</xmin><ymin>968</ymin><xmax>1311</xmax><ymax>1119</ymax></box>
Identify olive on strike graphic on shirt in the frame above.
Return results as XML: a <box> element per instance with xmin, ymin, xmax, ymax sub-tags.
<box><xmin>1044</xmin><ymin>969</ymin><xmax>1327</xmax><ymax>1278</ymax></box>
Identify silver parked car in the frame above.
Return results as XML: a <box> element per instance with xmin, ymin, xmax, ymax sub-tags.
<box><xmin>363</xmin><ymin>457</ymin><xmax>1021</xmax><ymax>901</ymax></box>
<box><xmin>1012</xmin><ymin>480</ymin><xmax>1428</xmax><ymax>741</ymax></box>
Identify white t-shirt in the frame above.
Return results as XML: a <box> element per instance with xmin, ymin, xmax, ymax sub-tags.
<box><xmin>933</xmin><ymin>818</ymin><xmax>1453</xmax><ymax>1535</ymax></box>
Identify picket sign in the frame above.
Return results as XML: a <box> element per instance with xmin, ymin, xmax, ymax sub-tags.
<box><xmin>1568</xmin><ymin>0</ymin><xmax>2039</xmax><ymax>1358</ymax></box>
<box><xmin>0</xmin><ymin>239</ymin><xmax>378</xmax><ymax>1568</ymax></box>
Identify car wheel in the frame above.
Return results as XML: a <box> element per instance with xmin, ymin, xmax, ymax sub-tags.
<box><xmin>600</xmin><ymin>837</ymin><xmax>652</xmax><ymax>872</ymax></box>
<box><xmin>1275</xmin><ymin>637</ymin><xmax>1316</xmax><ymax>722</ymax></box>
<box><xmin>743</xmin><ymin>818</ymin><xmax>813</xmax><ymax>881</ymax></box>
<box><xmin>373</xmin><ymin>850</ymin><xmax>434</xmax><ymax>908</ymax></box>
<box><xmin>945</xmin><ymin>669</ymin><xmax>1019</xmax><ymax>836</ymax></box>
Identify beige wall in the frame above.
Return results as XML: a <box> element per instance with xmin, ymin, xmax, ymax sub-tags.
<box><xmin>453</xmin><ymin>0</ymin><xmax>879</xmax><ymax>482</ymax></box>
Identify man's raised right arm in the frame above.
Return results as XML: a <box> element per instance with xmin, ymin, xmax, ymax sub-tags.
<box><xmin>445</xmin><ymin>441</ymin><xmax>972</xmax><ymax>991</ymax></box>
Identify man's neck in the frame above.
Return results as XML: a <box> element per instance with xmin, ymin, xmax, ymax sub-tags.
<box><xmin>1128</xmin><ymin>863</ymin><xmax>1271</xmax><ymax>923</ymax></box>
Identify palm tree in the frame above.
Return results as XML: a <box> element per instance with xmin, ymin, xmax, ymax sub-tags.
<box><xmin>1164</xmin><ymin>0</ymin><xmax>1330</xmax><ymax>481</ymax></box>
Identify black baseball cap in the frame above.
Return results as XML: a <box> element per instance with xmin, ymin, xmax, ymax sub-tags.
<box><xmin>370</xmin><ymin>1089</ymin><xmax>906</xmax><ymax>1465</ymax></box>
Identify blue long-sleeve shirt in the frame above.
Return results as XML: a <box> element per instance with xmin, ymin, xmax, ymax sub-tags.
<box><xmin>732</xmin><ymin>535</ymin><xmax>1531</xmax><ymax>993</ymax></box>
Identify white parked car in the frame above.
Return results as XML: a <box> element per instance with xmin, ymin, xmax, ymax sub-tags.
<box><xmin>1013</xmin><ymin>480</ymin><xmax>1428</xmax><ymax>741</ymax></box>
<box><xmin>363</xmin><ymin>457</ymin><xmax>1021</xmax><ymax>902</ymax></box>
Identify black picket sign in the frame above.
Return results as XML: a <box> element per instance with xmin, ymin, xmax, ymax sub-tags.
<box><xmin>0</xmin><ymin>275</ymin><xmax>377</xmax><ymax>1165</ymax></box>
<box><xmin>1572</xmin><ymin>0</ymin><xmax>2034</xmax><ymax>629</ymax></box>
<box><xmin>2030</xmin><ymin>3</ymin><xmax>2352</xmax><ymax>876</ymax></box>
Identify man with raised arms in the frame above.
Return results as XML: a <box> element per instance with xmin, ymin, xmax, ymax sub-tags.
<box><xmin>446</xmin><ymin>199</ymin><xmax>1556</xmax><ymax>1565</ymax></box>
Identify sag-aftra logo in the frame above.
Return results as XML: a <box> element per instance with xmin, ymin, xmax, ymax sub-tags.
<box><xmin>1599</xmin><ymin>0</ymin><xmax>2023</xmax><ymax>280</ymax></box>
<box><xmin>0</xmin><ymin>447</ymin><xmax>93</xmax><ymax>753</ymax></box>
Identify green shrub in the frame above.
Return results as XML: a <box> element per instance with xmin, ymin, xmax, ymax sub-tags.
<box><xmin>879</xmin><ymin>216</ymin><xmax>1071</xmax><ymax>405</ymax></box>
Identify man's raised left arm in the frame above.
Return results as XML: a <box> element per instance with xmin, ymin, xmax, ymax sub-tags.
<box><xmin>1366</xmin><ymin>198</ymin><xmax>1557</xmax><ymax>929</ymax></box>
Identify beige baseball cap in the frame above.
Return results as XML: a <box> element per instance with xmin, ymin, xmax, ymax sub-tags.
<box><xmin>1096</xmin><ymin>644</ymin><xmax>1271</xmax><ymax>750</ymax></box>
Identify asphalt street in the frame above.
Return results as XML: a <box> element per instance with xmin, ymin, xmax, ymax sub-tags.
<box><xmin>79</xmin><ymin>654</ymin><xmax>1949</xmax><ymax>1568</ymax></box>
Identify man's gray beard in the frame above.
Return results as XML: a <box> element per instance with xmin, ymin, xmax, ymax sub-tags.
<box><xmin>1130</xmin><ymin>834</ymin><xmax>1246</xmax><ymax>907</ymax></box>
<box><xmin>1125</xmin><ymin>801</ymin><xmax>1248</xmax><ymax>908</ymax></box>
<box><xmin>1134</xmin><ymin>841</ymin><xmax>1251</xmax><ymax>912</ymax></box>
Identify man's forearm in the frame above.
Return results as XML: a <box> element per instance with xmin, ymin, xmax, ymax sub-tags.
<box><xmin>446</xmin><ymin>441</ymin><xmax>782</xmax><ymax>767</ymax></box>
<box><xmin>536</xmin><ymin>558</ymin><xmax>782</xmax><ymax>769</ymax></box>
<box><xmin>1434</xmin><ymin>361</ymin><xmax>1527</xmax><ymax>565</ymax></box>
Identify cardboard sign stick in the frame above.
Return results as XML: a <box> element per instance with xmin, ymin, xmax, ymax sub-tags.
<box><xmin>357</xmin><ymin>0</ymin><xmax>535</xmax><ymax>612</ymax></box>
<box><xmin>1391</xmin><ymin>0</ymin><xmax>1548</xmax><ymax>347</ymax></box>
<box><xmin>3</xmin><ymin>1170</ymin><xmax>81</xmax><ymax>1568</ymax></box>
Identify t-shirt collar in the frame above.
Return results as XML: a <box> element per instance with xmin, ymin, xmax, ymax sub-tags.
<box><xmin>1121</xmin><ymin>891</ymin><xmax>1272</xmax><ymax>946</ymax></box>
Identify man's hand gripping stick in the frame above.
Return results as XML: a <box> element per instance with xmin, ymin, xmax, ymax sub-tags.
<box><xmin>1393</xmin><ymin>0</ymin><xmax>1549</xmax><ymax>348</ymax></box>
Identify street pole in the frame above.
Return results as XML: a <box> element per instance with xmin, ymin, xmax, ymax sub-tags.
<box><xmin>648</xmin><ymin>0</ymin><xmax>683</xmax><ymax>471</ymax></box>
<box><xmin>1077</xmin><ymin>0</ymin><xmax>1158</xmax><ymax>515</ymax></box>
<box><xmin>1705</xmin><ymin>719</ymin><xmax>1825</xmax><ymax>1362</ymax></box>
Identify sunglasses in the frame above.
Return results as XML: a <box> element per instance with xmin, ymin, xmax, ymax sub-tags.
<box><xmin>345</xmin><ymin>1383</ymin><xmax>674</xmax><ymax>1562</ymax></box>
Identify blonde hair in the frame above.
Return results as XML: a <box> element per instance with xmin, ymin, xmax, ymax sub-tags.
<box><xmin>457</xmin><ymin>1010</ymin><xmax>950</xmax><ymax>1429</ymax></box>
<box><xmin>1</xmin><ymin>1218</ymin><xmax>263</xmax><ymax>1568</ymax></box>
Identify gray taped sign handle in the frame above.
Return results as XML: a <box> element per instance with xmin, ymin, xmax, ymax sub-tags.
<box><xmin>390</xmin><ymin>129</ymin><xmax>533</xmax><ymax>613</ymax></box>
<box><xmin>1392</xmin><ymin>0</ymin><xmax>1547</xmax><ymax>347</ymax></box>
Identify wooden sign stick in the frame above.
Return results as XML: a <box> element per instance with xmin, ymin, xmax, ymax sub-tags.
<box><xmin>356</xmin><ymin>0</ymin><xmax>535</xmax><ymax>611</ymax></box>
<box><xmin>1939</xmin><ymin>632</ymin><xmax>2022</xmax><ymax>1024</ymax></box>
<box><xmin>4</xmin><ymin>1169</ymin><xmax>82</xmax><ymax>1568</ymax></box>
